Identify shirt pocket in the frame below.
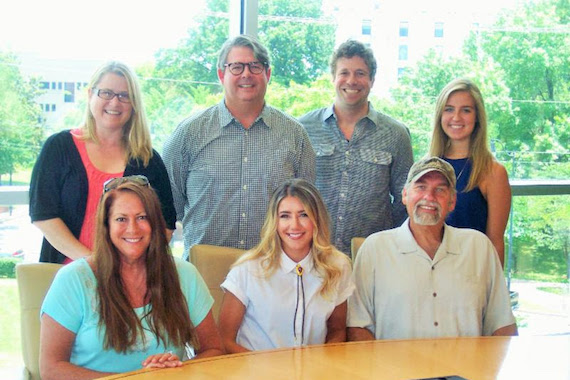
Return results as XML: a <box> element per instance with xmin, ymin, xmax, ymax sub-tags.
<box><xmin>314</xmin><ymin>144</ymin><xmax>335</xmax><ymax>157</ymax></box>
<box><xmin>359</xmin><ymin>149</ymin><xmax>392</xmax><ymax>166</ymax></box>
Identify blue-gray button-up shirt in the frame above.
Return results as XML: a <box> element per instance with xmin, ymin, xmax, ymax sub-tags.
<box><xmin>163</xmin><ymin>101</ymin><xmax>316</xmax><ymax>258</ymax></box>
<box><xmin>299</xmin><ymin>103</ymin><xmax>413</xmax><ymax>255</ymax></box>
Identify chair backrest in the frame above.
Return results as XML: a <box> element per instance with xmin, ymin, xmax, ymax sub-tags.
<box><xmin>189</xmin><ymin>245</ymin><xmax>246</xmax><ymax>322</ymax></box>
<box><xmin>351</xmin><ymin>237</ymin><xmax>366</xmax><ymax>263</ymax></box>
<box><xmin>16</xmin><ymin>262</ymin><xmax>63</xmax><ymax>380</ymax></box>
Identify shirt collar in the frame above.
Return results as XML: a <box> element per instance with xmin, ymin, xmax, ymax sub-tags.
<box><xmin>218</xmin><ymin>100</ymin><xmax>270</xmax><ymax>129</ymax></box>
<box><xmin>396</xmin><ymin>219</ymin><xmax>461</xmax><ymax>257</ymax></box>
<box><xmin>280</xmin><ymin>250</ymin><xmax>314</xmax><ymax>274</ymax></box>
<box><xmin>325</xmin><ymin>102</ymin><xmax>378</xmax><ymax>129</ymax></box>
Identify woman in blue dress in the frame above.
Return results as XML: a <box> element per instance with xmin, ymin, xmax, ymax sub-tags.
<box><xmin>429</xmin><ymin>78</ymin><xmax>511</xmax><ymax>267</ymax></box>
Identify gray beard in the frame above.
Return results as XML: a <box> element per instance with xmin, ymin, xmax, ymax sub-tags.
<box><xmin>412</xmin><ymin>201</ymin><xmax>441</xmax><ymax>226</ymax></box>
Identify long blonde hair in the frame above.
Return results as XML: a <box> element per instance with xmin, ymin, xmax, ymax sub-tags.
<box><xmin>234</xmin><ymin>179</ymin><xmax>347</xmax><ymax>298</ymax></box>
<box><xmin>93</xmin><ymin>180</ymin><xmax>198</xmax><ymax>352</ymax></box>
<box><xmin>83</xmin><ymin>61</ymin><xmax>153</xmax><ymax>166</ymax></box>
<box><xmin>429</xmin><ymin>78</ymin><xmax>494</xmax><ymax>191</ymax></box>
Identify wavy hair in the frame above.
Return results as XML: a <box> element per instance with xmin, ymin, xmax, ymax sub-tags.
<box><xmin>82</xmin><ymin>61</ymin><xmax>153</xmax><ymax>166</ymax></box>
<box><xmin>234</xmin><ymin>179</ymin><xmax>347</xmax><ymax>298</ymax></box>
<box><xmin>93</xmin><ymin>181</ymin><xmax>198</xmax><ymax>352</ymax></box>
<box><xmin>330</xmin><ymin>39</ymin><xmax>377</xmax><ymax>80</ymax></box>
<box><xmin>429</xmin><ymin>78</ymin><xmax>494</xmax><ymax>191</ymax></box>
<box><xmin>217</xmin><ymin>35</ymin><xmax>270</xmax><ymax>72</ymax></box>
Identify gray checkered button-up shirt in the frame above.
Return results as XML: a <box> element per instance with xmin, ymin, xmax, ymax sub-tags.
<box><xmin>299</xmin><ymin>103</ymin><xmax>413</xmax><ymax>255</ymax></box>
<box><xmin>163</xmin><ymin>101</ymin><xmax>316</xmax><ymax>259</ymax></box>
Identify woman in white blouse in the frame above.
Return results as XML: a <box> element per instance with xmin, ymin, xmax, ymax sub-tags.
<box><xmin>219</xmin><ymin>179</ymin><xmax>354</xmax><ymax>353</ymax></box>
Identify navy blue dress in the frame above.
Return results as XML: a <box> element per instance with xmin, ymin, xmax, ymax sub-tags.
<box><xmin>443</xmin><ymin>157</ymin><xmax>487</xmax><ymax>233</ymax></box>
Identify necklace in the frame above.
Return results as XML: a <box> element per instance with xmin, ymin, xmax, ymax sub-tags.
<box><xmin>455</xmin><ymin>159</ymin><xmax>469</xmax><ymax>182</ymax></box>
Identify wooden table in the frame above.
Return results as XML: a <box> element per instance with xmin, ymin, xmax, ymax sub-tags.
<box><xmin>101</xmin><ymin>336</ymin><xmax>570</xmax><ymax>380</ymax></box>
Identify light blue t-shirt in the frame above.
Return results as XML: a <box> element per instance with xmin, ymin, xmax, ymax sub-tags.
<box><xmin>41</xmin><ymin>257</ymin><xmax>213</xmax><ymax>374</ymax></box>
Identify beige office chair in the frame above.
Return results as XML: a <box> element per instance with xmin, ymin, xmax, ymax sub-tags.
<box><xmin>16</xmin><ymin>263</ymin><xmax>63</xmax><ymax>380</ymax></box>
<box><xmin>350</xmin><ymin>237</ymin><xmax>366</xmax><ymax>263</ymax></box>
<box><xmin>190</xmin><ymin>245</ymin><xmax>246</xmax><ymax>322</ymax></box>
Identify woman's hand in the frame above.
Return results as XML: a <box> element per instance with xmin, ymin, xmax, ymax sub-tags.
<box><xmin>141</xmin><ymin>352</ymin><xmax>182</xmax><ymax>369</ymax></box>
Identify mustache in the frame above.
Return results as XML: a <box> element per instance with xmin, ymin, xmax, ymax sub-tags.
<box><xmin>414</xmin><ymin>200</ymin><xmax>441</xmax><ymax>212</ymax></box>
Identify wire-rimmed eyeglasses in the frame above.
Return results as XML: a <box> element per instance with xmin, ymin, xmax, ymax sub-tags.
<box><xmin>223</xmin><ymin>61</ymin><xmax>267</xmax><ymax>76</ymax></box>
<box><xmin>103</xmin><ymin>175</ymin><xmax>150</xmax><ymax>193</ymax></box>
<box><xmin>94</xmin><ymin>88</ymin><xmax>131</xmax><ymax>103</ymax></box>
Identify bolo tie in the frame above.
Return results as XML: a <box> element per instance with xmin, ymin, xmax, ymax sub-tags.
<box><xmin>293</xmin><ymin>263</ymin><xmax>306</xmax><ymax>346</ymax></box>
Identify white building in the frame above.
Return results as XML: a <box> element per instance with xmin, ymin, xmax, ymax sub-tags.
<box><xmin>18</xmin><ymin>54</ymin><xmax>102</xmax><ymax>131</ymax></box>
<box><xmin>326</xmin><ymin>0</ymin><xmax>522</xmax><ymax>97</ymax></box>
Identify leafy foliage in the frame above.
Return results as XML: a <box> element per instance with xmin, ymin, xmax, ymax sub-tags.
<box><xmin>383</xmin><ymin>0</ymin><xmax>569</xmax><ymax>280</ymax></box>
<box><xmin>152</xmin><ymin>0</ymin><xmax>334</xmax><ymax>90</ymax></box>
<box><xmin>0</xmin><ymin>52</ymin><xmax>43</xmax><ymax>182</ymax></box>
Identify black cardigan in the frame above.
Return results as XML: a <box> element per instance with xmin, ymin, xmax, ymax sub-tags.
<box><xmin>29</xmin><ymin>130</ymin><xmax>176</xmax><ymax>263</ymax></box>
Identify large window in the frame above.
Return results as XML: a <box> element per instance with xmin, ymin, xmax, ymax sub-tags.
<box><xmin>0</xmin><ymin>2</ymin><xmax>568</xmax><ymax>372</ymax></box>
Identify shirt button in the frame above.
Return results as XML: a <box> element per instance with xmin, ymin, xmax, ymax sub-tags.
<box><xmin>243</xmin><ymin>185</ymin><xmax>247</xmax><ymax>190</ymax></box>
<box><xmin>340</xmin><ymin>193</ymin><xmax>345</xmax><ymax>198</ymax></box>
<box><xmin>239</xmin><ymin>240</ymin><xmax>245</xmax><ymax>245</ymax></box>
<box><xmin>373</xmin><ymin>157</ymin><xmax>378</xmax><ymax>163</ymax></box>
<box><xmin>338</xmin><ymin>216</ymin><xmax>343</xmax><ymax>221</ymax></box>
<box><xmin>433</xmin><ymin>292</ymin><xmax>437</xmax><ymax>297</ymax></box>
<box><xmin>434</xmin><ymin>322</ymin><xmax>439</xmax><ymax>327</ymax></box>
<box><xmin>431</xmin><ymin>266</ymin><xmax>435</xmax><ymax>270</ymax></box>
<box><xmin>243</xmin><ymin>157</ymin><xmax>248</xmax><ymax>162</ymax></box>
<box><xmin>242</xmin><ymin>213</ymin><xmax>246</xmax><ymax>218</ymax></box>
<box><xmin>342</xmin><ymin>171</ymin><xmax>348</xmax><ymax>176</ymax></box>
<box><xmin>345</xmin><ymin>151</ymin><xmax>350</xmax><ymax>156</ymax></box>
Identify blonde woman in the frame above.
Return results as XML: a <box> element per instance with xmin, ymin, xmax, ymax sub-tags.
<box><xmin>30</xmin><ymin>61</ymin><xmax>175</xmax><ymax>264</ymax></box>
<box><xmin>218</xmin><ymin>179</ymin><xmax>354</xmax><ymax>353</ymax></box>
<box><xmin>429</xmin><ymin>78</ymin><xmax>511</xmax><ymax>266</ymax></box>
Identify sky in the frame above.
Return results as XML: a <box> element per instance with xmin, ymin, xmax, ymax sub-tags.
<box><xmin>0</xmin><ymin>0</ymin><xmax>206</xmax><ymax>66</ymax></box>
<box><xmin>1</xmin><ymin>0</ymin><xmax>526</xmax><ymax>68</ymax></box>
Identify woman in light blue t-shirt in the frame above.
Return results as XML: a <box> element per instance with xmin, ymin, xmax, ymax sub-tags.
<box><xmin>40</xmin><ymin>176</ymin><xmax>223</xmax><ymax>380</ymax></box>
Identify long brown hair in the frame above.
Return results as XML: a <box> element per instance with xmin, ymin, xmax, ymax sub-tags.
<box><xmin>234</xmin><ymin>179</ymin><xmax>347</xmax><ymax>298</ymax></box>
<box><xmin>93</xmin><ymin>181</ymin><xmax>198</xmax><ymax>352</ymax></box>
<box><xmin>429</xmin><ymin>78</ymin><xmax>494</xmax><ymax>191</ymax></box>
<box><xmin>83</xmin><ymin>61</ymin><xmax>153</xmax><ymax>166</ymax></box>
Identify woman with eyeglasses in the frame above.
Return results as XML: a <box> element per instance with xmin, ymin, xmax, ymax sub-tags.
<box><xmin>40</xmin><ymin>177</ymin><xmax>223</xmax><ymax>379</ymax></box>
<box><xmin>29</xmin><ymin>61</ymin><xmax>176</xmax><ymax>264</ymax></box>
<box><xmin>429</xmin><ymin>78</ymin><xmax>511</xmax><ymax>267</ymax></box>
<box><xmin>218</xmin><ymin>179</ymin><xmax>354</xmax><ymax>353</ymax></box>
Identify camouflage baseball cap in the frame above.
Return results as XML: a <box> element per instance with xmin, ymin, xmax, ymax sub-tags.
<box><xmin>406</xmin><ymin>157</ymin><xmax>456</xmax><ymax>188</ymax></box>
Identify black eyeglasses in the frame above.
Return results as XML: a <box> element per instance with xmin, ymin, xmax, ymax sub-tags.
<box><xmin>223</xmin><ymin>61</ymin><xmax>267</xmax><ymax>75</ymax></box>
<box><xmin>103</xmin><ymin>175</ymin><xmax>150</xmax><ymax>193</ymax></box>
<box><xmin>94</xmin><ymin>88</ymin><xmax>131</xmax><ymax>103</ymax></box>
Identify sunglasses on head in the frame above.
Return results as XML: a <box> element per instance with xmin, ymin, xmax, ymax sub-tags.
<box><xmin>103</xmin><ymin>175</ymin><xmax>150</xmax><ymax>193</ymax></box>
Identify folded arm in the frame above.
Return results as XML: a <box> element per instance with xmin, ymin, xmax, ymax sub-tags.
<box><xmin>33</xmin><ymin>218</ymin><xmax>91</xmax><ymax>261</ymax></box>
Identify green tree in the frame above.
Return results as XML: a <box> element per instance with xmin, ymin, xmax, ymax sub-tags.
<box><xmin>0</xmin><ymin>52</ymin><xmax>43</xmax><ymax>184</ymax></box>
<box><xmin>381</xmin><ymin>0</ymin><xmax>569</xmax><ymax>281</ymax></box>
<box><xmin>258</xmin><ymin>0</ymin><xmax>335</xmax><ymax>86</ymax></box>
<box><xmin>152</xmin><ymin>0</ymin><xmax>334</xmax><ymax>89</ymax></box>
<box><xmin>266</xmin><ymin>75</ymin><xmax>333</xmax><ymax>118</ymax></box>
<box><xmin>382</xmin><ymin>49</ymin><xmax>514</xmax><ymax>159</ymax></box>
<box><xmin>153</xmin><ymin>0</ymin><xmax>228</xmax><ymax>93</ymax></box>
<box><xmin>478</xmin><ymin>0</ymin><xmax>570</xmax><ymax>158</ymax></box>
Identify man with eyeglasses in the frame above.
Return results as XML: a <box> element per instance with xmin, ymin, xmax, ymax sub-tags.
<box><xmin>299</xmin><ymin>40</ymin><xmax>413</xmax><ymax>256</ymax></box>
<box><xmin>163</xmin><ymin>35</ymin><xmax>315</xmax><ymax>258</ymax></box>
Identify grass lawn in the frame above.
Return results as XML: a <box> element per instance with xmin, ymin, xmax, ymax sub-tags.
<box><xmin>0</xmin><ymin>279</ymin><xmax>23</xmax><ymax>368</ymax></box>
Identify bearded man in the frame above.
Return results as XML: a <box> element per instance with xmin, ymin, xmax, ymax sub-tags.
<box><xmin>347</xmin><ymin>157</ymin><xmax>517</xmax><ymax>340</ymax></box>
